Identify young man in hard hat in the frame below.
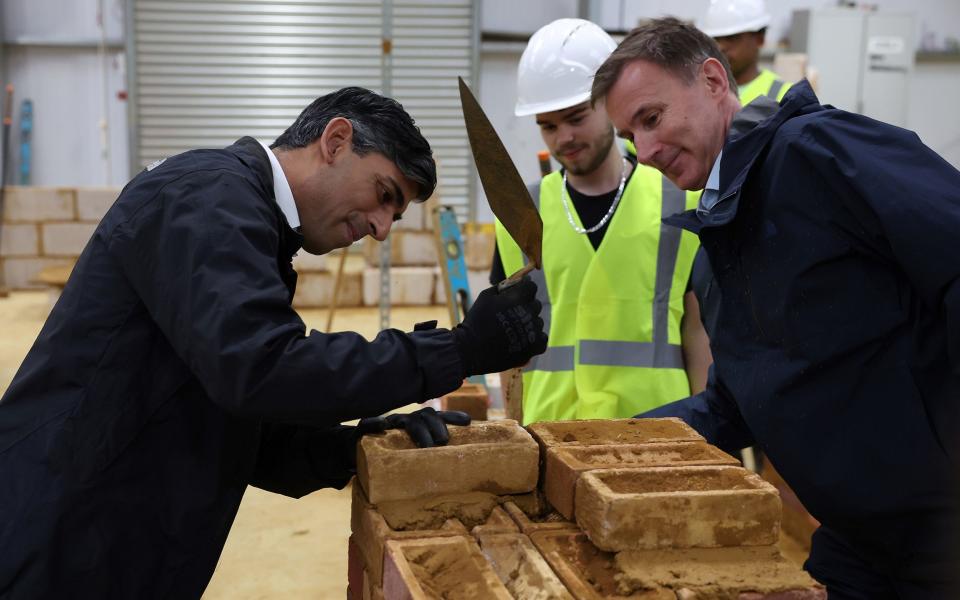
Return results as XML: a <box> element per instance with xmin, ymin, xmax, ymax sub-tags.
<box><xmin>701</xmin><ymin>0</ymin><xmax>791</xmax><ymax>105</ymax></box>
<box><xmin>594</xmin><ymin>17</ymin><xmax>959</xmax><ymax>598</ymax></box>
<box><xmin>491</xmin><ymin>18</ymin><xmax>712</xmax><ymax>425</ymax></box>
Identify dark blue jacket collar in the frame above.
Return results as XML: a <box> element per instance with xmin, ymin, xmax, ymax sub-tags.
<box><xmin>665</xmin><ymin>80</ymin><xmax>822</xmax><ymax>234</ymax></box>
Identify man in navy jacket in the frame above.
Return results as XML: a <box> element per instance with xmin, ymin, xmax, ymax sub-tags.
<box><xmin>0</xmin><ymin>88</ymin><xmax>547</xmax><ymax>598</ymax></box>
<box><xmin>593</xmin><ymin>17</ymin><xmax>959</xmax><ymax>599</ymax></box>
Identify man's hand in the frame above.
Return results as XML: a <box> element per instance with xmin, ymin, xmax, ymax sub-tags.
<box><xmin>356</xmin><ymin>407</ymin><xmax>471</xmax><ymax>448</ymax></box>
<box><xmin>452</xmin><ymin>275</ymin><xmax>548</xmax><ymax>377</ymax></box>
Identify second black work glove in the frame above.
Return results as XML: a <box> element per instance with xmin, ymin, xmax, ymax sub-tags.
<box><xmin>452</xmin><ymin>275</ymin><xmax>548</xmax><ymax>377</ymax></box>
<box><xmin>356</xmin><ymin>407</ymin><xmax>471</xmax><ymax>448</ymax></box>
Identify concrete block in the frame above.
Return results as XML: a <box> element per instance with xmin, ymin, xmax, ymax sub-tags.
<box><xmin>440</xmin><ymin>382</ymin><xmax>488</xmax><ymax>421</ymax></box>
<box><xmin>528</xmin><ymin>417</ymin><xmax>704</xmax><ymax>451</ymax></box>
<box><xmin>382</xmin><ymin>537</ymin><xmax>512</xmax><ymax>600</ymax></box>
<box><xmin>2</xmin><ymin>257</ymin><xmax>74</xmax><ymax>290</ymax></box>
<box><xmin>350</xmin><ymin>483</ymin><xmax>469</xmax><ymax>587</ymax></box>
<box><xmin>476</xmin><ymin>532</ymin><xmax>574</xmax><ymax>599</ymax></box>
<box><xmin>0</xmin><ymin>224</ymin><xmax>40</xmax><ymax>256</ymax></box>
<box><xmin>614</xmin><ymin>545</ymin><xmax>825</xmax><ymax>599</ymax></box>
<box><xmin>470</xmin><ymin>505</ymin><xmax>519</xmax><ymax>538</ymax></box>
<box><xmin>575</xmin><ymin>466</ymin><xmax>781</xmax><ymax>552</ymax></box>
<box><xmin>464</xmin><ymin>228</ymin><xmax>495</xmax><ymax>271</ymax></box>
<box><xmin>394</xmin><ymin>200</ymin><xmax>426</xmax><ymax>231</ymax></box>
<box><xmin>75</xmin><ymin>187</ymin><xmax>120</xmax><ymax>221</ymax></box>
<box><xmin>356</xmin><ymin>420</ymin><xmax>539</xmax><ymax>504</ymax></box>
<box><xmin>363</xmin><ymin>231</ymin><xmax>437</xmax><ymax>266</ymax></box>
<box><xmin>291</xmin><ymin>270</ymin><xmax>362</xmax><ymax>309</ymax></box>
<box><xmin>501</xmin><ymin>501</ymin><xmax>575</xmax><ymax>536</ymax></box>
<box><xmin>41</xmin><ymin>222</ymin><xmax>98</xmax><ymax>256</ymax></box>
<box><xmin>361</xmin><ymin>267</ymin><xmax>434</xmax><ymax>307</ymax></box>
<box><xmin>2</xmin><ymin>187</ymin><xmax>76</xmax><ymax>222</ymax></box>
<box><xmin>544</xmin><ymin>442</ymin><xmax>740</xmax><ymax>520</ymax></box>
<box><xmin>291</xmin><ymin>251</ymin><xmax>328</xmax><ymax>272</ymax></box>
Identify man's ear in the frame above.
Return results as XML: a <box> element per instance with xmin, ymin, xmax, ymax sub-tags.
<box><xmin>318</xmin><ymin>117</ymin><xmax>353</xmax><ymax>163</ymax></box>
<box><xmin>702</xmin><ymin>57</ymin><xmax>731</xmax><ymax>99</ymax></box>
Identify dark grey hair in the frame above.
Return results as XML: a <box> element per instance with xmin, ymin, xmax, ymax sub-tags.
<box><xmin>273</xmin><ymin>87</ymin><xmax>437</xmax><ymax>201</ymax></box>
<box><xmin>592</xmin><ymin>17</ymin><xmax>738</xmax><ymax>105</ymax></box>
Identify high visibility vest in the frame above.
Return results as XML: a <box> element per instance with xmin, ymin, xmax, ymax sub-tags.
<box><xmin>495</xmin><ymin>165</ymin><xmax>700</xmax><ymax>425</ymax></box>
<box><xmin>739</xmin><ymin>68</ymin><xmax>791</xmax><ymax>106</ymax></box>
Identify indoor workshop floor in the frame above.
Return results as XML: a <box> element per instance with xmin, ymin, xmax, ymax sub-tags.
<box><xmin>0</xmin><ymin>291</ymin><xmax>808</xmax><ymax>598</ymax></box>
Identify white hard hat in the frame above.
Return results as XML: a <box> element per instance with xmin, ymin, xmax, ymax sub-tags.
<box><xmin>514</xmin><ymin>19</ymin><xmax>617</xmax><ymax>117</ymax></box>
<box><xmin>700</xmin><ymin>0</ymin><xmax>771</xmax><ymax>38</ymax></box>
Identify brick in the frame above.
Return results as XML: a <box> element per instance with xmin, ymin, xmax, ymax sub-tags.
<box><xmin>575</xmin><ymin>466</ymin><xmax>781</xmax><ymax>552</ymax></box>
<box><xmin>376</xmin><ymin>491</ymin><xmax>500</xmax><ymax>531</ymax></box>
<box><xmin>361</xmin><ymin>267</ymin><xmax>434</xmax><ymax>306</ymax></box>
<box><xmin>470</xmin><ymin>505</ymin><xmax>519</xmax><ymax>538</ymax></box>
<box><xmin>544</xmin><ymin>442</ymin><xmax>740</xmax><ymax>520</ymax></box>
<box><xmin>476</xmin><ymin>532</ymin><xmax>574</xmax><ymax>599</ymax></box>
<box><xmin>501</xmin><ymin>501</ymin><xmax>575</xmax><ymax>536</ymax></box>
<box><xmin>350</xmin><ymin>483</ymin><xmax>469</xmax><ymax>587</ymax></box>
<box><xmin>440</xmin><ymin>382</ymin><xmax>488</xmax><ymax>421</ymax></box>
<box><xmin>41</xmin><ymin>222</ymin><xmax>97</xmax><ymax>256</ymax></box>
<box><xmin>363</xmin><ymin>231</ymin><xmax>437</xmax><ymax>266</ymax></box>
<box><xmin>464</xmin><ymin>228</ymin><xmax>495</xmax><ymax>271</ymax></box>
<box><xmin>291</xmin><ymin>251</ymin><xmax>328</xmax><ymax>272</ymax></box>
<box><xmin>0</xmin><ymin>224</ymin><xmax>40</xmax><ymax>256</ymax></box>
<box><xmin>615</xmin><ymin>545</ymin><xmax>825</xmax><ymax>598</ymax></box>
<box><xmin>2</xmin><ymin>187</ymin><xmax>76</xmax><ymax>222</ymax></box>
<box><xmin>347</xmin><ymin>535</ymin><xmax>365</xmax><ymax>600</ymax></box>
<box><xmin>357</xmin><ymin>420</ymin><xmax>539</xmax><ymax>504</ymax></box>
<box><xmin>291</xmin><ymin>270</ymin><xmax>362</xmax><ymax>308</ymax></box>
<box><xmin>527</xmin><ymin>417</ymin><xmax>704</xmax><ymax>452</ymax></box>
<box><xmin>75</xmin><ymin>187</ymin><xmax>120</xmax><ymax>221</ymax></box>
<box><xmin>529</xmin><ymin>529</ymin><xmax>674</xmax><ymax>600</ymax></box>
<box><xmin>394</xmin><ymin>199</ymin><xmax>426</xmax><ymax>231</ymax></box>
<box><xmin>382</xmin><ymin>537</ymin><xmax>512</xmax><ymax>600</ymax></box>
<box><xmin>2</xmin><ymin>257</ymin><xmax>74</xmax><ymax>290</ymax></box>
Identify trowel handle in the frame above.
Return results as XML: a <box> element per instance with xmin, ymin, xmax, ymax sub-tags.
<box><xmin>497</xmin><ymin>262</ymin><xmax>536</xmax><ymax>292</ymax></box>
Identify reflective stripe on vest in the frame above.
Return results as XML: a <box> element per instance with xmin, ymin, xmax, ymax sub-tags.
<box><xmin>738</xmin><ymin>69</ymin><xmax>791</xmax><ymax>106</ymax></box>
<box><xmin>495</xmin><ymin>165</ymin><xmax>700</xmax><ymax>423</ymax></box>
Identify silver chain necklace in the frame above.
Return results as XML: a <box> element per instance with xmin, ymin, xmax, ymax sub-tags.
<box><xmin>560</xmin><ymin>157</ymin><xmax>629</xmax><ymax>234</ymax></box>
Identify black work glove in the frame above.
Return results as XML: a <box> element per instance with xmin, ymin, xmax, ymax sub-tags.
<box><xmin>452</xmin><ymin>275</ymin><xmax>548</xmax><ymax>377</ymax></box>
<box><xmin>356</xmin><ymin>407</ymin><xmax>471</xmax><ymax>448</ymax></box>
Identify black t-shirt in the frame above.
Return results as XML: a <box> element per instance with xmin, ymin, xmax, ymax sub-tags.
<box><xmin>489</xmin><ymin>157</ymin><xmax>636</xmax><ymax>284</ymax></box>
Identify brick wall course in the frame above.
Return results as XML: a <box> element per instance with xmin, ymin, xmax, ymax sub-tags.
<box><xmin>382</xmin><ymin>537</ymin><xmax>512</xmax><ymax>600</ymax></box>
<box><xmin>41</xmin><ymin>222</ymin><xmax>98</xmax><ymax>256</ymax></box>
<box><xmin>2</xmin><ymin>187</ymin><xmax>76</xmax><ymax>222</ymax></box>
<box><xmin>356</xmin><ymin>420</ymin><xmax>539</xmax><ymax>504</ymax></box>
<box><xmin>361</xmin><ymin>267</ymin><xmax>434</xmax><ymax>307</ymax></box>
<box><xmin>475</xmin><ymin>532</ymin><xmax>574</xmax><ymax>599</ymax></box>
<box><xmin>292</xmin><ymin>270</ymin><xmax>362</xmax><ymax>309</ymax></box>
<box><xmin>2</xmin><ymin>257</ymin><xmax>74</xmax><ymax>289</ymax></box>
<box><xmin>0</xmin><ymin>224</ymin><xmax>40</xmax><ymax>257</ymax></box>
<box><xmin>75</xmin><ymin>187</ymin><xmax>120</xmax><ymax>221</ymax></box>
<box><xmin>291</xmin><ymin>251</ymin><xmax>328</xmax><ymax>272</ymax></box>
<box><xmin>363</xmin><ymin>231</ymin><xmax>437</xmax><ymax>266</ymax></box>
<box><xmin>528</xmin><ymin>417</ymin><xmax>704</xmax><ymax>452</ymax></box>
<box><xmin>575</xmin><ymin>466</ymin><xmax>781</xmax><ymax>552</ymax></box>
<box><xmin>544</xmin><ymin>442</ymin><xmax>740</xmax><ymax>520</ymax></box>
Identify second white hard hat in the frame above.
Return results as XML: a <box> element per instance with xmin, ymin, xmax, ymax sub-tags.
<box><xmin>514</xmin><ymin>18</ymin><xmax>617</xmax><ymax>117</ymax></box>
<box><xmin>700</xmin><ymin>0</ymin><xmax>771</xmax><ymax>38</ymax></box>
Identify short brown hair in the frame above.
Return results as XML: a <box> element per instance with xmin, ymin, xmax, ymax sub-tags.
<box><xmin>592</xmin><ymin>17</ymin><xmax>737</xmax><ymax>105</ymax></box>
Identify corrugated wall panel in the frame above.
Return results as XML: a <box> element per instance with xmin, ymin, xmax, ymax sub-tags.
<box><xmin>130</xmin><ymin>0</ymin><xmax>477</xmax><ymax>220</ymax></box>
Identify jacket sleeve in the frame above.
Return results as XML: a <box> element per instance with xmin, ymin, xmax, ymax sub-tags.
<box><xmin>250</xmin><ymin>423</ymin><xmax>358</xmax><ymax>498</ymax></box>
<box><xmin>107</xmin><ymin>170</ymin><xmax>464</xmax><ymax>425</ymax></box>
<box><xmin>788</xmin><ymin>114</ymin><xmax>960</xmax><ymax>372</ymax></box>
<box><xmin>639</xmin><ymin>364</ymin><xmax>755</xmax><ymax>454</ymax></box>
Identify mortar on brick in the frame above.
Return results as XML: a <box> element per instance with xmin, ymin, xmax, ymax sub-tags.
<box><xmin>530</xmin><ymin>530</ymin><xmax>674</xmax><ymax>599</ymax></box>
<box><xmin>615</xmin><ymin>546</ymin><xmax>825</xmax><ymax>599</ymax></box>
<box><xmin>350</xmin><ymin>483</ymin><xmax>469</xmax><ymax>587</ymax></box>
<box><xmin>576</xmin><ymin>466</ymin><xmax>781</xmax><ymax>552</ymax></box>
<box><xmin>376</xmin><ymin>491</ymin><xmax>500</xmax><ymax>531</ymax></box>
<box><xmin>356</xmin><ymin>420</ymin><xmax>538</xmax><ymax>504</ymax></box>
<box><xmin>544</xmin><ymin>442</ymin><xmax>740</xmax><ymax>519</ymax></box>
<box><xmin>502</xmin><ymin>501</ymin><xmax>576</xmax><ymax>535</ymax></box>
<box><xmin>383</xmin><ymin>537</ymin><xmax>512</xmax><ymax>599</ymax></box>
<box><xmin>477</xmin><ymin>532</ymin><xmax>574</xmax><ymax>600</ymax></box>
<box><xmin>528</xmin><ymin>418</ymin><xmax>704</xmax><ymax>450</ymax></box>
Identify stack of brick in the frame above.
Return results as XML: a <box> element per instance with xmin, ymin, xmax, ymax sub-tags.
<box><xmin>362</xmin><ymin>201</ymin><xmax>438</xmax><ymax>307</ymax></box>
<box><xmin>290</xmin><ymin>250</ymin><xmax>366</xmax><ymax>309</ymax></box>
<box><xmin>0</xmin><ymin>187</ymin><xmax>119</xmax><ymax>289</ymax></box>
<box><xmin>349</xmin><ymin>417</ymin><xmax>826</xmax><ymax>599</ymax></box>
